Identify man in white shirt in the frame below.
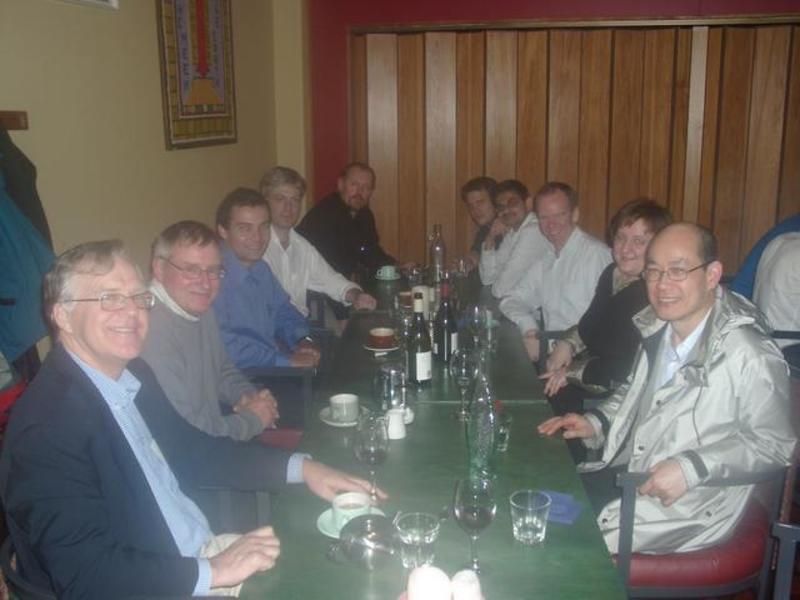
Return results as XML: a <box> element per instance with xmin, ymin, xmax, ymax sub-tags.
<box><xmin>754</xmin><ymin>231</ymin><xmax>800</xmax><ymax>347</ymax></box>
<box><xmin>538</xmin><ymin>223</ymin><xmax>795</xmax><ymax>554</ymax></box>
<box><xmin>500</xmin><ymin>182</ymin><xmax>611</xmax><ymax>361</ymax></box>
<box><xmin>479</xmin><ymin>179</ymin><xmax>549</xmax><ymax>299</ymax></box>
<box><xmin>261</xmin><ymin>166</ymin><xmax>376</xmax><ymax>321</ymax></box>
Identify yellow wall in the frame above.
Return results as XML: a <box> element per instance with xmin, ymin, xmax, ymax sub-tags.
<box><xmin>0</xmin><ymin>0</ymin><xmax>276</xmax><ymax>267</ymax></box>
<box><xmin>271</xmin><ymin>0</ymin><xmax>311</xmax><ymax>203</ymax></box>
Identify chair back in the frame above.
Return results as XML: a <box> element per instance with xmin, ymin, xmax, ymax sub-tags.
<box><xmin>772</xmin><ymin>522</ymin><xmax>800</xmax><ymax>599</ymax></box>
<box><xmin>0</xmin><ymin>536</ymin><xmax>56</xmax><ymax>600</ymax></box>
<box><xmin>615</xmin><ymin>466</ymin><xmax>788</xmax><ymax>599</ymax></box>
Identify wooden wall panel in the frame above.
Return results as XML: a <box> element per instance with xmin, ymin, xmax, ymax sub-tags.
<box><xmin>681</xmin><ymin>27</ymin><xmax>707</xmax><ymax>221</ymax></box>
<box><xmin>713</xmin><ymin>27</ymin><xmax>755</xmax><ymax>270</ymax></box>
<box><xmin>639</xmin><ymin>29</ymin><xmax>676</xmax><ymax>205</ymax></box>
<box><xmin>365</xmin><ymin>34</ymin><xmax>399</xmax><ymax>256</ymax></box>
<box><xmin>350</xmin><ymin>35</ymin><xmax>368</xmax><ymax>163</ymax></box>
<box><xmin>608</xmin><ymin>30</ymin><xmax>645</xmax><ymax>214</ymax></box>
<box><xmin>697</xmin><ymin>27</ymin><xmax>723</xmax><ymax>228</ymax></box>
<box><xmin>741</xmin><ymin>26</ymin><xmax>791</xmax><ymax>258</ymax></box>
<box><xmin>397</xmin><ymin>34</ymin><xmax>426</xmax><ymax>265</ymax></box>
<box><xmin>485</xmin><ymin>32</ymin><xmax>518</xmax><ymax>180</ymax></box>
<box><xmin>456</xmin><ymin>32</ymin><xmax>487</xmax><ymax>256</ymax></box>
<box><xmin>516</xmin><ymin>31</ymin><xmax>548</xmax><ymax>193</ymax></box>
<box><xmin>668</xmin><ymin>27</ymin><xmax>692</xmax><ymax>221</ymax></box>
<box><xmin>577</xmin><ymin>30</ymin><xmax>612</xmax><ymax>239</ymax></box>
<box><xmin>547</xmin><ymin>30</ymin><xmax>582</xmax><ymax>185</ymax></box>
<box><xmin>425</xmin><ymin>33</ymin><xmax>458</xmax><ymax>260</ymax></box>
<box><xmin>778</xmin><ymin>26</ymin><xmax>800</xmax><ymax>221</ymax></box>
<box><xmin>351</xmin><ymin>21</ymin><xmax>800</xmax><ymax>274</ymax></box>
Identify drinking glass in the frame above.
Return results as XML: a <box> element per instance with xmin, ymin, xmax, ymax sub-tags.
<box><xmin>394</xmin><ymin>511</ymin><xmax>441</xmax><ymax>568</ymax></box>
<box><xmin>449</xmin><ymin>348</ymin><xmax>477</xmax><ymax>420</ymax></box>
<box><xmin>453</xmin><ymin>478</ymin><xmax>496</xmax><ymax>573</ymax></box>
<box><xmin>353</xmin><ymin>414</ymin><xmax>389</xmax><ymax>502</ymax></box>
<box><xmin>509</xmin><ymin>490</ymin><xmax>551</xmax><ymax>545</ymax></box>
<box><xmin>464</xmin><ymin>304</ymin><xmax>485</xmax><ymax>348</ymax></box>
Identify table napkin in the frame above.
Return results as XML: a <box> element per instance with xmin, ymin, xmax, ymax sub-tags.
<box><xmin>541</xmin><ymin>490</ymin><xmax>583</xmax><ymax>525</ymax></box>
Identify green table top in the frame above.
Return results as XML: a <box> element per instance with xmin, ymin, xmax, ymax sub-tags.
<box><xmin>241</xmin><ymin>314</ymin><xmax>626</xmax><ymax>600</ymax></box>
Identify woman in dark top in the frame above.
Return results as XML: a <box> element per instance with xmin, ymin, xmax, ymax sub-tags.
<box><xmin>541</xmin><ymin>199</ymin><xmax>673</xmax><ymax>414</ymax></box>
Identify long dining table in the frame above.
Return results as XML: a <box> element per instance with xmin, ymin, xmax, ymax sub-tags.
<box><xmin>241</xmin><ymin>309</ymin><xmax>626</xmax><ymax>599</ymax></box>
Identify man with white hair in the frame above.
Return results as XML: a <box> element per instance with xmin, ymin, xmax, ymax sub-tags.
<box><xmin>261</xmin><ymin>166</ymin><xmax>376</xmax><ymax>318</ymax></box>
<box><xmin>0</xmin><ymin>240</ymin><xmax>379</xmax><ymax>598</ymax></box>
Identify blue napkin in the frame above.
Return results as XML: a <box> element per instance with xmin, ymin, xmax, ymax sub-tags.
<box><xmin>541</xmin><ymin>490</ymin><xmax>583</xmax><ymax>525</ymax></box>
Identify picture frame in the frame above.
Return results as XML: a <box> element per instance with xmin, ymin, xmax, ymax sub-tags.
<box><xmin>156</xmin><ymin>0</ymin><xmax>237</xmax><ymax>149</ymax></box>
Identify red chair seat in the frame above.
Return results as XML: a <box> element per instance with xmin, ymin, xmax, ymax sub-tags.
<box><xmin>617</xmin><ymin>499</ymin><xmax>768</xmax><ymax>588</ymax></box>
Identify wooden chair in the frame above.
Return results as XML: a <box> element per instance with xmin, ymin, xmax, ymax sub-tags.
<box><xmin>614</xmin><ymin>466</ymin><xmax>788</xmax><ymax>599</ymax></box>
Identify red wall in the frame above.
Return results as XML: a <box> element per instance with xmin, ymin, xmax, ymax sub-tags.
<box><xmin>308</xmin><ymin>0</ymin><xmax>800</xmax><ymax>199</ymax></box>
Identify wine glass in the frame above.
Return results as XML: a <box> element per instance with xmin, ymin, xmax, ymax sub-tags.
<box><xmin>449</xmin><ymin>348</ymin><xmax>477</xmax><ymax>420</ymax></box>
<box><xmin>353</xmin><ymin>414</ymin><xmax>389</xmax><ymax>502</ymax></box>
<box><xmin>453</xmin><ymin>477</ymin><xmax>496</xmax><ymax>573</ymax></box>
<box><xmin>464</xmin><ymin>304</ymin><xmax>486</xmax><ymax>348</ymax></box>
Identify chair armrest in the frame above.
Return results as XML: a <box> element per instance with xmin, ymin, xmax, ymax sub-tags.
<box><xmin>242</xmin><ymin>366</ymin><xmax>317</xmax><ymax>379</ymax></box>
<box><xmin>772</xmin><ymin>330</ymin><xmax>800</xmax><ymax>341</ymax></box>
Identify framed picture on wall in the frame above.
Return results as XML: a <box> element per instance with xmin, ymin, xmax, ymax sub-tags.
<box><xmin>156</xmin><ymin>0</ymin><xmax>237</xmax><ymax>149</ymax></box>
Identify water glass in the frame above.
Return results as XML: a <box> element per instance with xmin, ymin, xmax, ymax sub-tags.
<box><xmin>495</xmin><ymin>413</ymin><xmax>512</xmax><ymax>452</ymax></box>
<box><xmin>509</xmin><ymin>490</ymin><xmax>551</xmax><ymax>545</ymax></box>
<box><xmin>394</xmin><ymin>512</ymin><xmax>441</xmax><ymax>568</ymax></box>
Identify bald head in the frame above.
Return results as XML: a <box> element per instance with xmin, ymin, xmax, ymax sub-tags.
<box><xmin>644</xmin><ymin>222</ymin><xmax>723</xmax><ymax>340</ymax></box>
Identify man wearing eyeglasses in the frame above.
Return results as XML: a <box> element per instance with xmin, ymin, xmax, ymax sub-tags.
<box><xmin>478</xmin><ymin>179</ymin><xmax>548</xmax><ymax>300</ymax></box>
<box><xmin>0</xmin><ymin>240</ymin><xmax>379</xmax><ymax>598</ymax></box>
<box><xmin>539</xmin><ymin>222</ymin><xmax>796</xmax><ymax>554</ymax></box>
<box><xmin>141</xmin><ymin>220</ymin><xmax>278</xmax><ymax>441</ymax></box>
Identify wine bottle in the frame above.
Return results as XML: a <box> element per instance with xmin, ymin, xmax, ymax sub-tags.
<box><xmin>433</xmin><ymin>281</ymin><xmax>458</xmax><ymax>362</ymax></box>
<box><xmin>409</xmin><ymin>292</ymin><xmax>433</xmax><ymax>386</ymax></box>
<box><xmin>429</xmin><ymin>224</ymin><xmax>446</xmax><ymax>284</ymax></box>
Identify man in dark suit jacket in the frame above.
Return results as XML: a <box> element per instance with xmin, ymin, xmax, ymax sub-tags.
<box><xmin>0</xmin><ymin>240</ymin><xmax>378</xmax><ymax>599</ymax></box>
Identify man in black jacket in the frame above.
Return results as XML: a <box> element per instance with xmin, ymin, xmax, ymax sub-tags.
<box><xmin>0</xmin><ymin>240</ymin><xmax>377</xmax><ymax>599</ymax></box>
<box><xmin>296</xmin><ymin>162</ymin><xmax>395</xmax><ymax>319</ymax></box>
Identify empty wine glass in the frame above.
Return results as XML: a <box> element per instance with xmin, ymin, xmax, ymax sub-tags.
<box><xmin>449</xmin><ymin>348</ymin><xmax>477</xmax><ymax>420</ymax></box>
<box><xmin>464</xmin><ymin>304</ymin><xmax>486</xmax><ymax>348</ymax></box>
<box><xmin>353</xmin><ymin>414</ymin><xmax>389</xmax><ymax>502</ymax></box>
<box><xmin>453</xmin><ymin>477</ymin><xmax>496</xmax><ymax>573</ymax></box>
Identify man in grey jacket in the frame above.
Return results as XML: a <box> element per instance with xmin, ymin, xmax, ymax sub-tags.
<box><xmin>140</xmin><ymin>220</ymin><xmax>278</xmax><ymax>441</ymax></box>
<box><xmin>539</xmin><ymin>222</ymin><xmax>796</xmax><ymax>554</ymax></box>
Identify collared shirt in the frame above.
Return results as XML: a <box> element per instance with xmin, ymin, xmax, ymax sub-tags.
<box><xmin>500</xmin><ymin>227</ymin><xmax>612</xmax><ymax>333</ymax></box>
<box><xmin>264</xmin><ymin>225</ymin><xmax>359</xmax><ymax>316</ymax></box>
<box><xmin>754</xmin><ymin>231</ymin><xmax>800</xmax><ymax>347</ymax></box>
<box><xmin>214</xmin><ymin>246</ymin><xmax>310</xmax><ymax>368</ymax></box>
<box><xmin>66</xmin><ymin>350</ymin><xmax>213</xmax><ymax>596</ymax></box>
<box><xmin>479</xmin><ymin>212</ymin><xmax>549</xmax><ymax>299</ymax></box>
<box><xmin>654</xmin><ymin>308</ymin><xmax>713</xmax><ymax>391</ymax></box>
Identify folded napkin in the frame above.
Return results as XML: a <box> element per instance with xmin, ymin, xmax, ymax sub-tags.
<box><xmin>541</xmin><ymin>490</ymin><xmax>583</xmax><ymax>525</ymax></box>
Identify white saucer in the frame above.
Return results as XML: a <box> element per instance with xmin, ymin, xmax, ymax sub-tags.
<box><xmin>363</xmin><ymin>344</ymin><xmax>399</xmax><ymax>353</ymax></box>
<box><xmin>319</xmin><ymin>406</ymin><xmax>359</xmax><ymax>428</ymax></box>
<box><xmin>316</xmin><ymin>507</ymin><xmax>386</xmax><ymax>539</ymax></box>
<box><xmin>376</xmin><ymin>274</ymin><xmax>401</xmax><ymax>281</ymax></box>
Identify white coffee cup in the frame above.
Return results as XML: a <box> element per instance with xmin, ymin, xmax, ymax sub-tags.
<box><xmin>330</xmin><ymin>393</ymin><xmax>359</xmax><ymax>423</ymax></box>
<box><xmin>386</xmin><ymin>408</ymin><xmax>407</xmax><ymax>440</ymax></box>
<box><xmin>332</xmin><ymin>491</ymin><xmax>372</xmax><ymax>530</ymax></box>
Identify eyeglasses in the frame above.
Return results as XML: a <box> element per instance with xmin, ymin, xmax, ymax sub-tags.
<box><xmin>163</xmin><ymin>258</ymin><xmax>226</xmax><ymax>280</ymax></box>
<box><xmin>642</xmin><ymin>262</ymin><xmax>711</xmax><ymax>283</ymax></box>
<box><xmin>65</xmin><ymin>291</ymin><xmax>155</xmax><ymax>311</ymax></box>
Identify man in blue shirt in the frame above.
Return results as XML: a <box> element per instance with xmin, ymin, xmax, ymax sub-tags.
<box><xmin>0</xmin><ymin>240</ymin><xmax>379</xmax><ymax>598</ymax></box>
<box><xmin>214</xmin><ymin>188</ymin><xmax>321</xmax><ymax>369</ymax></box>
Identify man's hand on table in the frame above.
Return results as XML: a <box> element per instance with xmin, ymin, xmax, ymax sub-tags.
<box><xmin>540</xmin><ymin>367</ymin><xmax>568</xmax><ymax>397</ymax></box>
<box><xmin>209</xmin><ymin>526</ymin><xmax>280</xmax><ymax>589</ymax></box>
<box><xmin>290</xmin><ymin>341</ymin><xmax>320</xmax><ymax>368</ymax></box>
<box><xmin>347</xmin><ymin>288</ymin><xmax>377</xmax><ymax>311</ymax></box>
<box><xmin>537</xmin><ymin>413</ymin><xmax>595</xmax><ymax>440</ymax></box>
<box><xmin>638</xmin><ymin>459</ymin><xmax>689</xmax><ymax>507</ymax></box>
<box><xmin>301</xmin><ymin>459</ymin><xmax>388</xmax><ymax>503</ymax></box>
<box><xmin>235</xmin><ymin>390</ymin><xmax>279</xmax><ymax>429</ymax></box>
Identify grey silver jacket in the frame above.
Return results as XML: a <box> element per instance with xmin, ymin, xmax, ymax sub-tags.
<box><xmin>584</xmin><ymin>288</ymin><xmax>796</xmax><ymax>553</ymax></box>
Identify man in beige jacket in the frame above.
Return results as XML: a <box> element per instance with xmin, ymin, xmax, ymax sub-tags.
<box><xmin>539</xmin><ymin>222</ymin><xmax>796</xmax><ymax>553</ymax></box>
